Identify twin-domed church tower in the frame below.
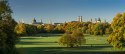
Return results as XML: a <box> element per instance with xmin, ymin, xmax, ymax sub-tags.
<box><xmin>32</xmin><ymin>18</ymin><xmax>43</xmax><ymax>25</ymax></box>
<box><xmin>77</xmin><ymin>16</ymin><xmax>82</xmax><ymax>22</ymax></box>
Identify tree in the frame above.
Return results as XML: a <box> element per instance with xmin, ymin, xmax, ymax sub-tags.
<box><xmin>26</xmin><ymin>24</ymin><xmax>37</xmax><ymax>35</ymax></box>
<box><xmin>52</xmin><ymin>24</ymin><xmax>64</xmax><ymax>33</ymax></box>
<box><xmin>71</xmin><ymin>29</ymin><xmax>86</xmax><ymax>46</ymax></box>
<box><xmin>45</xmin><ymin>24</ymin><xmax>54</xmax><ymax>32</ymax></box>
<box><xmin>15</xmin><ymin>23</ymin><xmax>26</xmax><ymax>36</ymax></box>
<box><xmin>0</xmin><ymin>29</ymin><xmax>7</xmax><ymax>54</ymax></box>
<box><xmin>93</xmin><ymin>23</ymin><xmax>100</xmax><ymax>35</ymax></box>
<box><xmin>59</xmin><ymin>29</ymin><xmax>86</xmax><ymax>47</ymax></box>
<box><xmin>107</xmin><ymin>13</ymin><xmax>125</xmax><ymax>49</ymax></box>
<box><xmin>0</xmin><ymin>0</ymin><xmax>18</xmax><ymax>54</ymax></box>
<box><xmin>36</xmin><ymin>25</ymin><xmax>45</xmax><ymax>33</ymax></box>
<box><xmin>59</xmin><ymin>33</ymin><xmax>75</xmax><ymax>47</ymax></box>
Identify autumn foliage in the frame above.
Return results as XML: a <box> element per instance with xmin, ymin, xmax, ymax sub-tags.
<box><xmin>59</xmin><ymin>29</ymin><xmax>86</xmax><ymax>47</ymax></box>
<box><xmin>107</xmin><ymin>13</ymin><xmax>125</xmax><ymax>49</ymax></box>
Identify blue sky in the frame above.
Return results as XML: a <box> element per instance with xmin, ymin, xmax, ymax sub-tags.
<box><xmin>9</xmin><ymin>0</ymin><xmax>125</xmax><ymax>24</ymax></box>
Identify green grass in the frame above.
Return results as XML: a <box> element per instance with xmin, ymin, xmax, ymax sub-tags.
<box><xmin>16</xmin><ymin>34</ymin><xmax>125</xmax><ymax>54</ymax></box>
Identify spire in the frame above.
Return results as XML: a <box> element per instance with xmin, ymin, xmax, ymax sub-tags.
<box><xmin>98</xmin><ymin>17</ymin><xmax>101</xmax><ymax>22</ymax></box>
<box><xmin>41</xmin><ymin>19</ymin><xmax>43</xmax><ymax>23</ymax></box>
<box><xmin>80</xmin><ymin>16</ymin><xmax>82</xmax><ymax>22</ymax></box>
<box><xmin>77</xmin><ymin>16</ymin><xmax>80</xmax><ymax>22</ymax></box>
<box><xmin>77</xmin><ymin>16</ymin><xmax>82</xmax><ymax>22</ymax></box>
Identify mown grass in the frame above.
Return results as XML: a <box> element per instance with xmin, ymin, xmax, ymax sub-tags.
<box><xmin>16</xmin><ymin>34</ymin><xmax>125</xmax><ymax>54</ymax></box>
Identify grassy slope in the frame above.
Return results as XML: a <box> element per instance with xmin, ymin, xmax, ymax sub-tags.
<box><xmin>16</xmin><ymin>34</ymin><xmax>125</xmax><ymax>54</ymax></box>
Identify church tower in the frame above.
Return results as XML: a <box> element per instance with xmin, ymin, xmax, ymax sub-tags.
<box><xmin>32</xmin><ymin>18</ymin><xmax>36</xmax><ymax>24</ymax></box>
<box><xmin>77</xmin><ymin>16</ymin><xmax>82</xmax><ymax>22</ymax></box>
<box><xmin>97</xmin><ymin>17</ymin><xmax>101</xmax><ymax>23</ymax></box>
<box><xmin>41</xmin><ymin>19</ymin><xmax>43</xmax><ymax>24</ymax></box>
<box><xmin>80</xmin><ymin>16</ymin><xmax>82</xmax><ymax>22</ymax></box>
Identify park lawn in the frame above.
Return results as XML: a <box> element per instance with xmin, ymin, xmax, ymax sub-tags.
<box><xmin>16</xmin><ymin>34</ymin><xmax>125</xmax><ymax>54</ymax></box>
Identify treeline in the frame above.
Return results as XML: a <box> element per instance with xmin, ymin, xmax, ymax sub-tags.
<box><xmin>15</xmin><ymin>23</ymin><xmax>63</xmax><ymax>36</ymax></box>
<box><xmin>15</xmin><ymin>19</ymin><xmax>112</xmax><ymax>36</ymax></box>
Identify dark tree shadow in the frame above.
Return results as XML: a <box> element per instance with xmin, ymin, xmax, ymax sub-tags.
<box><xmin>17</xmin><ymin>45</ymin><xmax>125</xmax><ymax>54</ymax></box>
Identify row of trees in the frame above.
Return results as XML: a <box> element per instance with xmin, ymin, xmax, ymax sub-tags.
<box><xmin>15</xmin><ymin>23</ymin><xmax>59</xmax><ymax>36</ymax></box>
<box><xmin>15</xmin><ymin>20</ymin><xmax>112</xmax><ymax>36</ymax></box>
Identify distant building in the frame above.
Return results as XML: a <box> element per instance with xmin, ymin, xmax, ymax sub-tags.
<box><xmin>54</xmin><ymin>23</ymin><xmax>63</xmax><ymax>26</ymax></box>
<box><xmin>97</xmin><ymin>17</ymin><xmax>101</xmax><ymax>23</ymax></box>
<box><xmin>95</xmin><ymin>18</ymin><xmax>101</xmax><ymax>23</ymax></box>
<box><xmin>71</xmin><ymin>21</ymin><xmax>79</xmax><ymax>22</ymax></box>
<box><xmin>77</xmin><ymin>16</ymin><xmax>82</xmax><ymax>22</ymax></box>
<box><xmin>32</xmin><ymin>18</ymin><xmax>43</xmax><ymax>25</ymax></box>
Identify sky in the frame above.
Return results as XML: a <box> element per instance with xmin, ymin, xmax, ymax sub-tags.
<box><xmin>9</xmin><ymin>0</ymin><xmax>125</xmax><ymax>24</ymax></box>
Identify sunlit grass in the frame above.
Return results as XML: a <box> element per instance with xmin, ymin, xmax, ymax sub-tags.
<box><xmin>16</xmin><ymin>34</ymin><xmax>125</xmax><ymax>54</ymax></box>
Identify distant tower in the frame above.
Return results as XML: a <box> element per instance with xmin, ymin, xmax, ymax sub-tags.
<box><xmin>77</xmin><ymin>16</ymin><xmax>80</xmax><ymax>22</ymax></box>
<box><xmin>98</xmin><ymin>17</ymin><xmax>101</xmax><ymax>23</ymax></box>
<box><xmin>95</xmin><ymin>18</ymin><xmax>97</xmax><ymax>23</ymax></box>
<box><xmin>32</xmin><ymin>18</ymin><xmax>36</xmax><ymax>24</ymax></box>
<box><xmin>41</xmin><ymin>19</ymin><xmax>43</xmax><ymax>24</ymax></box>
<box><xmin>77</xmin><ymin>16</ymin><xmax>82</xmax><ymax>22</ymax></box>
<box><xmin>80</xmin><ymin>16</ymin><xmax>82</xmax><ymax>22</ymax></box>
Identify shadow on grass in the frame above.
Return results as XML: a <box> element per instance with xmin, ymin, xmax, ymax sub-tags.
<box><xmin>20</xmin><ymin>33</ymin><xmax>63</xmax><ymax>37</ymax></box>
<box><xmin>20</xmin><ymin>37</ymin><xmax>41</xmax><ymax>40</ymax></box>
<box><xmin>33</xmin><ymin>33</ymin><xmax>63</xmax><ymax>37</ymax></box>
<box><xmin>18</xmin><ymin>46</ymin><xmax>125</xmax><ymax>54</ymax></box>
<box><xmin>17</xmin><ymin>41</ymin><xmax>58</xmax><ymax>45</ymax></box>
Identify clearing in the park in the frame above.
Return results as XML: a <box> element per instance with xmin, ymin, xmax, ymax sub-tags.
<box><xmin>16</xmin><ymin>33</ymin><xmax>125</xmax><ymax>54</ymax></box>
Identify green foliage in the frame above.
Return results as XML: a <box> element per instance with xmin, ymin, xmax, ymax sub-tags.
<box><xmin>0</xmin><ymin>0</ymin><xmax>18</xmax><ymax>54</ymax></box>
<box><xmin>45</xmin><ymin>24</ymin><xmax>54</xmax><ymax>32</ymax></box>
<box><xmin>26</xmin><ymin>24</ymin><xmax>37</xmax><ymax>35</ymax></box>
<box><xmin>52</xmin><ymin>25</ymin><xmax>64</xmax><ymax>33</ymax></box>
<box><xmin>64</xmin><ymin>22</ymin><xmax>83</xmax><ymax>33</ymax></box>
<box><xmin>59</xmin><ymin>29</ymin><xmax>86</xmax><ymax>47</ymax></box>
<box><xmin>36</xmin><ymin>25</ymin><xmax>45</xmax><ymax>33</ymax></box>
<box><xmin>108</xmin><ymin>12</ymin><xmax>125</xmax><ymax>49</ymax></box>
<box><xmin>59</xmin><ymin>33</ymin><xmax>75</xmax><ymax>47</ymax></box>
<box><xmin>15</xmin><ymin>23</ymin><xmax>26</xmax><ymax>36</ymax></box>
<box><xmin>72</xmin><ymin>29</ymin><xmax>86</xmax><ymax>46</ymax></box>
<box><xmin>0</xmin><ymin>29</ymin><xmax>7</xmax><ymax>54</ymax></box>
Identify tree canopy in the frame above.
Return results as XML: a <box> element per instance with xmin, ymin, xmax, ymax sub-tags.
<box><xmin>59</xmin><ymin>29</ymin><xmax>86</xmax><ymax>47</ymax></box>
<box><xmin>0</xmin><ymin>0</ymin><xmax>18</xmax><ymax>54</ymax></box>
<box><xmin>107</xmin><ymin>13</ymin><xmax>125</xmax><ymax>49</ymax></box>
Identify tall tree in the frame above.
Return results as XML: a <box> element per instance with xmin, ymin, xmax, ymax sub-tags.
<box><xmin>0</xmin><ymin>0</ymin><xmax>18</xmax><ymax>54</ymax></box>
<box><xmin>107</xmin><ymin>13</ymin><xmax>125</xmax><ymax>49</ymax></box>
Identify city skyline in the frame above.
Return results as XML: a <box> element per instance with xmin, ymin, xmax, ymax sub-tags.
<box><xmin>9</xmin><ymin>0</ymin><xmax>125</xmax><ymax>24</ymax></box>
